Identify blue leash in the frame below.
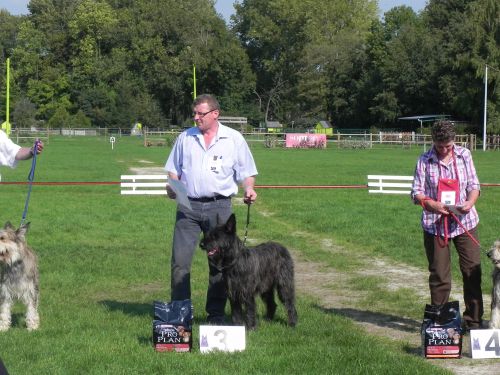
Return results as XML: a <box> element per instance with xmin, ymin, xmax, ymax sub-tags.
<box><xmin>21</xmin><ymin>140</ymin><xmax>40</xmax><ymax>226</ymax></box>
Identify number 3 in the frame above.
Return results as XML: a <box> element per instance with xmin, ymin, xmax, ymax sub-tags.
<box><xmin>214</xmin><ymin>329</ymin><xmax>227</xmax><ymax>350</ymax></box>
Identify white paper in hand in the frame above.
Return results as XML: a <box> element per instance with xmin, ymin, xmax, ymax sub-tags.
<box><xmin>168</xmin><ymin>179</ymin><xmax>192</xmax><ymax>210</ymax></box>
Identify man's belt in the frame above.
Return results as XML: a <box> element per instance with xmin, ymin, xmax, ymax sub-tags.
<box><xmin>188</xmin><ymin>194</ymin><xmax>230</xmax><ymax>202</ymax></box>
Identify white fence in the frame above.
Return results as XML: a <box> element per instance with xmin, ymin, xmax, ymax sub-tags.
<box><xmin>330</xmin><ymin>132</ymin><xmax>477</xmax><ymax>150</ymax></box>
<box><xmin>10</xmin><ymin>128</ymin><xmax>489</xmax><ymax>150</ymax></box>
<box><xmin>12</xmin><ymin>128</ymin><xmax>50</xmax><ymax>145</ymax></box>
<box><xmin>367</xmin><ymin>175</ymin><xmax>413</xmax><ymax>195</ymax></box>
<box><xmin>120</xmin><ymin>175</ymin><xmax>168</xmax><ymax>195</ymax></box>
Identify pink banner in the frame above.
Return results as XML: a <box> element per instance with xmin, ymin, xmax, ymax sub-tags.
<box><xmin>285</xmin><ymin>133</ymin><xmax>327</xmax><ymax>148</ymax></box>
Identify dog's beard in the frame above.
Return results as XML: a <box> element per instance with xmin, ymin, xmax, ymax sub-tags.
<box><xmin>490</xmin><ymin>252</ymin><xmax>500</xmax><ymax>268</ymax></box>
<box><xmin>488</xmin><ymin>242</ymin><xmax>500</xmax><ymax>268</ymax></box>
<box><xmin>0</xmin><ymin>243</ymin><xmax>21</xmax><ymax>266</ymax></box>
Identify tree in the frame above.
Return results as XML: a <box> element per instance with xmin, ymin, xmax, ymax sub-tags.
<box><xmin>70</xmin><ymin>109</ymin><xmax>91</xmax><ymax>127</ymax></box>
<box><xmin>357</xmin><ymin>6</ymin><xmax>438</xmax><ymax>127</ymax></box>
<box><xmin>6</xmin><ymin>0</ymin><xmax>255</xmax><ymax>128</ymax></box>
<box><xmin>12</xmin><ymin>97</ymin><xmax>38</xmax><ymax>128</ymax></box>
<box><xmin>0</xmin><ymin>10</ymin><xmax>22</xmax><ymax>120</ymax></box>
<box><xmin>468</xmin><ymin>0</ymin><xmax>500</xmax><ymax>134</ymax></box>
<box><xmin>47</xmin><ymin>105</ymin><xmax>70</xmax><ymax>128</ymax></box>
<box><xmin>424</xmin><ymin>0</ymin><xmax>485</xmax><ymax>127</ymax></box>
<box><xmin>68</xmin><ymin>0</ymin><xmax>118</xmax><ymax>81</ymax></box>
<box><xmin>26</xmin><ymin>65</ymin><xmax>71</xmax><ymax>120</ymax></box>
<box><xmin>233</xmin><ymin>0</ymin><xmax>378</xmax><ymax>126</ymax></box>
<box><xmin>0</xmin><ymin>10</ymin><xmax>21</xmax><ymax>59</ymax></box>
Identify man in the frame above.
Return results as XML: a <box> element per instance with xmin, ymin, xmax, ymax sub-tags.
<box><xmin>0</xmin><ymin>130</ymin><xmax>43</xmax><ymax>168</ymax></box>
<box><xmin>411</xmin><ymin>120</ymin><xmax>483</xmax><ymax>331</ymax></box>
<box><xmin>165</xmin><ymin>94</ymin><xmax>258</xmax><ymax>323</ymax></box>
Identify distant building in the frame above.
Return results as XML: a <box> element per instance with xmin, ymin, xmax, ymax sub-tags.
<box><xmin>219</xmin><ymin>116</ymin><xmax>247</xmax><ymax>132</ymax></box>
<box><xmin>266</xmin><ymin>121</ymin><xmax>283</xmax><ymax>133</ymax></box>
<box><xmin>314</xmin><ymin>120</ymin><xmax>333</xmax><ymax>135</ymax></box>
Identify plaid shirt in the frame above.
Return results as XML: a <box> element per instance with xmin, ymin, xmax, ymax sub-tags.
<box><xmin>411</xmin><ymin>145</ymin><xmax>480</xmax><ymax>237</ymax></box>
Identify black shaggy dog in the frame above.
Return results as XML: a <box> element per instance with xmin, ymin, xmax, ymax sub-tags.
<box><xmin>200</xmin><ymin>214</ymin><xmax>298</xmax><ymax>330</ymax></box>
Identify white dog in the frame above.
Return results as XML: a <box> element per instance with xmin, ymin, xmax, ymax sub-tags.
<box><xmin>487</xmin><ymin>240</ymin><xmax>500</xmax><ymax>329</ymax></box>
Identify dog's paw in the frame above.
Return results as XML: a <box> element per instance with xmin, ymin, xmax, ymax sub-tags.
<box><xmin>26</xmin><ymin>323</ymin><xmax>39</xmax><ymax>331</ymax></box>
<box><xmin>26</xmin><ymin>315</ymin><xmax>40</xmax><ymax>331</ymax></box>
<box><xmin>0</xmin><ymin>320</ymin><xmax>11</xmax><ymax>332</ymax></box>
<box><xmin>26</xmin><ymin>321</ymin><xmax>40</xmax><ymax>331</ymax></box>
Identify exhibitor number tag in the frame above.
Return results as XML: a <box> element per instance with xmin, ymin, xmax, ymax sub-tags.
<box><xmin>470</xmin><ymin>329</ymin><xmax>500</xmax><ymax>359</ymax></box>
<box><xmin>199</xmin><ymin>325</ymin><xmax>245</xmax><ymax>353</ymax></box>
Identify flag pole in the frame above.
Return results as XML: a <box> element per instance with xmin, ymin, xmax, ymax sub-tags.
<box><xmin>193</xmin><ymin>64</ymin><xmax>197</xmax><ymax>99</ymax></box>
<box><xmin>483</xmin><ymin>64</ymin><xmax>488</xmax><ymax>151</ymax></box>
<box><xmin>2</xmin><ymin>58</ymin><xmax>11</xmax><ymax>136</ymax></box>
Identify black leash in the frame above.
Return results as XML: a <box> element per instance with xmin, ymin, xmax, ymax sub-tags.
<box><xmin>213</xmin><ymin>203</ymin><xmax>251</xmax><ymax>272</ymax></box>
<box><xmin>243</xmin><ymin>202</ymin><xmax>251</xmax><ymax>245</ymax></box>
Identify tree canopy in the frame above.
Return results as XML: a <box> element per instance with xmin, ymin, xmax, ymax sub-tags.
<box><xmin>0</xmin><ymin>0</ymin><xmax>498</xmax><ymax>133</ymax></box>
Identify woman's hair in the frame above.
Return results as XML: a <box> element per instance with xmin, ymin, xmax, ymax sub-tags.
<box><xmin>193</xmin><ymin>94</ymin><xmax>220</xmax><ymax>111</ymax></box>
<box><xmin>431</xmin><ymin>120</ymin><xmax>456</xmax><ymax>142</ymax></box>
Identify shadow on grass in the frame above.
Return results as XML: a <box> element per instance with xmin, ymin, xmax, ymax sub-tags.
<box><xmin>315</xmin><ymin>304</ymin><xmax>420</xmax><ymax>332</ymax></box>
<box><xmin>99</xmin><ymin>300</ymin><xmax>151</xmax><ymax>317</ymax></box>
<box><xmin>315</xmin><ymin>304</ymin><xmax>423</xmax><ymax>355</ymax></box>
<box><xmin>7</xmin><ymin>313</ymin><xmax>22</xmax><ymax>328</ymax></box>
<box><xmin>99</xmin><ymin>299</ymin><xmax>225</xmax><ymax>325</ymax></box>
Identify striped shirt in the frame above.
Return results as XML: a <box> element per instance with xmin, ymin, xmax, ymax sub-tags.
<box><xmin>411</xmin><ymin>145</ymin><xmax>480</xmax><ymax>237</ymax></box>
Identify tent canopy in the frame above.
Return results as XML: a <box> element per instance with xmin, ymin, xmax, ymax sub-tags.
<box><xmin>398</xmin><ymin>114</ymin><xmax>451</xmax><ymax>132</ymax></box>
<box><xmin>398</xmin><ymin>114</ymin><xmax>450</xmax><ymax>121</ymax></box>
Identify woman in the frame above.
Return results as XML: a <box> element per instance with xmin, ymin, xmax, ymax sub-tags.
<box><xmin>411</xmin><ymin>120</ymin><xmax>483</xmax><ymax>331</ymax></box>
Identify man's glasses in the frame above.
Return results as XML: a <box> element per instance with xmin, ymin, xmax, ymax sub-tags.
<box><xmin>192</xmin><ymin>109</ymin><xmax>217</xmax><ymax>118</ymax></box>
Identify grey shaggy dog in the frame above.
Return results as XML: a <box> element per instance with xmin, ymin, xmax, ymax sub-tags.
<box><xmin>0</xmin><ymin>222</ymin><xmax>39</xmax><ymax>331</ymax></box>
<box><xmin>200</xmin><ymin>214</ymin><xmax>298</xmax><ymax>330</ymax></box>
<box><xmin>487</xmin><ymin>240</ymin><xmax>500</xmax><ymax>329</ymax></box>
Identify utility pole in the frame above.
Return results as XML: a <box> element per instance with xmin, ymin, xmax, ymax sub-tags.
<box><xmin>483</xmin><ymin>65</ymin><xmax>488</xmax><ymax>151</ymax></box>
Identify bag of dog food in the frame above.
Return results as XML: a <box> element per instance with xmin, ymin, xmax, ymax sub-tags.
<box><xmin>153</xmin><ymin>299</ymin><xmax>193</xmax><ymax>352</ymax></box>
<box><xmin>421</xmin><ymin>301</ymin><xmax>462</xmax><ymax>358</ymax></box>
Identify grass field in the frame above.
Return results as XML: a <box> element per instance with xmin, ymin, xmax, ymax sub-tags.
<box><xmin>1</xmin><ymin>136</ymin><xmax>499</xmax><ymax>374</ymax></box>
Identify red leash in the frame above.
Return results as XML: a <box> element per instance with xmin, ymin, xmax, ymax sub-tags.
<box><xmin>437</xmin><ymin>212</ymin><xmax>480</xmax><ymax>248</ymax></box>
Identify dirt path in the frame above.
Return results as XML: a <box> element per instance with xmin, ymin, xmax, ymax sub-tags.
<box><xmin>292</xmin><ymin>242</ymin><xmax>497</xmax><ymax>375</ymax></box>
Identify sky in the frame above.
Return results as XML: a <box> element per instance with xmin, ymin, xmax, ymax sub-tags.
<box><xmin>1</xmin><ymin>0</ymin><xmax>428</xmax><ymax>18</ymax></box>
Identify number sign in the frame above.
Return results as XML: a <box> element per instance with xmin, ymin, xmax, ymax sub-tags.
<box><xmin>470</xmin><ymin>329</ymin><xmax>500</xmax><ymax>359</ymax></box>
<box><xmin>199</xmin><ymin>325</ymin><xmax>245</xmax><ymax>353</ymax></box>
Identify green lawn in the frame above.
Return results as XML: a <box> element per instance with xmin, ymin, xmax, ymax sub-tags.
<box><xmin>1</xmin><ymin>136</ymin><xmax>498</xmax><ymax>374</ymax></box>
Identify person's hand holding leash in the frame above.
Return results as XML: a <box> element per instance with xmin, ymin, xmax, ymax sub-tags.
<box><xmin>243</xmin><ymin>187</ymin><xmax>257</xmax><ymax>204</ymax></box>
<box><xmin>15</xmin><ymin>139</ymin><xmax>44</xmax><ymax>161</ymax></box>
<box><xmin>420</xmin><ymin>197</ymin><xmax>448</xmax><ymax>215</ymax></box>
<box><xmin>242</xmin><ymin>176</ymin><xmax>257</xmax><ymax>204</ymax></box>
<box><xmin>32</xmin><ymin>140</ymin><xmax>44</xmax><ymax>155</ymax></box>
